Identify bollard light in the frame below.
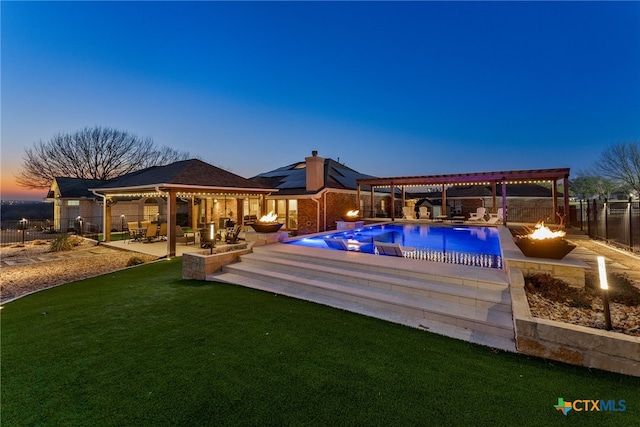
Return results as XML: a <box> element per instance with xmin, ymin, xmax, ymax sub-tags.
<box><xmin>598</xmin><ymin>256</ymin><xmax>612</xmax><ymax>330</ymax></box>
<box><xmin>209</xmin><ymin>223</ymin><xmax>215</xmax><ymax>254</ymax></box>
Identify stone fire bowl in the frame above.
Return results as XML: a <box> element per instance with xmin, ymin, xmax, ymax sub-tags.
<box><xmin>515</xmin><ymin>237</ymin><xmax>576</xmax><ymax>260</ymax></box>
<box><xmin>251</xmin><ymin>223</ymin><xmax>284</xmax><ymax>233</ymax></box>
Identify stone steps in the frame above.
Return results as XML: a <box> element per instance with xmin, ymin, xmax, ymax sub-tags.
<box><xmin>207</xmin><ymin>244</ymin><xmax>516</xmax><ymax>351</ymax></box>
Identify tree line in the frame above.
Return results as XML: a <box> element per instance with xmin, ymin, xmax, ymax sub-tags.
<box><xmin>14</xmin><ymin>125</ymin><xmax>639</xmax><ymax>200</ymax></box>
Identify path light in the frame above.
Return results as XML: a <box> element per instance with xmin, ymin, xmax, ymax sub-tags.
<box><xmin>209</xmin><ymin>223</ymin><xmax>215</xmax><ymax>254</ymax></box>
<box><xmin>120</xmin><ymin>214</ymin><xmax>125</xmax><ymax>232</ymax></box>
<box><xmin>598</xmin><ymin>256</ymin><xmax>612</xmax><ymax>331</ymax></box>
<box><xmin>20</xmin><ymin>218</ymin><xmax>27</xmax><ymax>244</ymax></box>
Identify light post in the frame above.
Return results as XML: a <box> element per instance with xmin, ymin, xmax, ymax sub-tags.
<box><xmin>121</xmin><ymin>214</ymin><xmax>125</xmax><ymax>232</ymax></box>
<box><xmin>20</xmin><ymin>218</ymin><xmax>27</xmax><ymax>244</ymax></box>
<box><xmin>598</xmin><ymin>256</ymin><xmax>612</xmax><ymax>331</ymax></box>
<box><xmin>77</xmin><ymin>216</ymin><xmax>83</xmax><ymax>236</ymax></box>
<box><xmin>209</xmin><ymin>223</ymin><xmax>215</xmax><ymax>254</ymax></box>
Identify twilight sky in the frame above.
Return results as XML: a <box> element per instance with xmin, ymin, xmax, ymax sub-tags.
<box><xmin>2</xmin><ymin>1</ymin><xmax>639</xmax><ymax>200</ymax></box>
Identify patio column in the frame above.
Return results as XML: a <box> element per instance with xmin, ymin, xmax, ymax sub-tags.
<box><xmin>190</xmin><ymin>197</ymin><xmax>198</xmax><ymax>230</ymax></box>
<box><xmin>167</xmin><ymin>189</ymin><xmax>177</xmax><ymax>258</ymax></box>
<box><xmin>491</xmin><ymin>181</ymin><xmax>497</xmax><ymax>214</ymax></box>
<box><xmin>104</xmin><ymin>202</ymin><xmax>112</xmax><ymax>243</ymax></box>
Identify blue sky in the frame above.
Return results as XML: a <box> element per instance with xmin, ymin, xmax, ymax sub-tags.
<box><xmin>2</xmin><ymin>1</ymin><xmax>639</xmax><ymax>200</ymax></box>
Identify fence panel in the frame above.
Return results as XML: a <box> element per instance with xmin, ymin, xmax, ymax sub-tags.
<box><xmin>587</xmin><ymin>199</ymin><xmax>640</xmax><ymax>253</ymax></box>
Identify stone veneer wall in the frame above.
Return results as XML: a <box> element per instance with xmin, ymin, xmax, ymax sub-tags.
<box><xmin>510</xmin><ymin>269</ymin><xmax>640</xmax><ymax>377</ymax></box>
<box><xmin>507</xmin><ymin>258</ymin><xmax>586</xmax><ymax>288</ymax></box>
<box><xmin>182</xmin><ymin>243</ymin><xmax>252</xmax><ymax>281</ymax></box>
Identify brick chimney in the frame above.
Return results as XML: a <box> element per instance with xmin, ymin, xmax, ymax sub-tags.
<box><xmin>305</xmin><ymin>150</ymin><xmax>325</xmax><ymax>192</ymax></box>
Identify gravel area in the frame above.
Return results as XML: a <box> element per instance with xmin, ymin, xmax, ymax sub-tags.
<box><xmin>0</xmin><ymin>239</ymin><xmax>158</xmax><ymax>303</ymax></box>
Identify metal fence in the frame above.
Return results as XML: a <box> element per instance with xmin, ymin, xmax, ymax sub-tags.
<box><xmin>584</xmin><ymin>199</ymin><xmax>640</xmax><ymax>253</ymax></box>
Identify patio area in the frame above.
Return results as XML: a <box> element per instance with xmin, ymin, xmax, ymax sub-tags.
<box><xmin>102</xmin><ymin>232</ymin><xmax>247</xmax><ymax>258</ymax></box>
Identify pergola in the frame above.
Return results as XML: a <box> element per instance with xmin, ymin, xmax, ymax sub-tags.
<box><xmin>89</xmin><ymin>160</ymin><xmax>277</xmax><ymax>257</ymax></box>
<box><xmin>356</xmin><ymin>168</ymin><xmax>571</xmax><ymax>226</ymax></box>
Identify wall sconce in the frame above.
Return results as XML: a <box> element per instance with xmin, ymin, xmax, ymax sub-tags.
<box><xmin>213</xmin><ymin>199</ymin><xmax>218</xmax><ymax>204</ymax></box>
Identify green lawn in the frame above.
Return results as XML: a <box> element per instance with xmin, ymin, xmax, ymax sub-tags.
<box><xmin>2</xmin><ymin>259</ymin><xmax>638</xmax><ymax>426</ymax></box>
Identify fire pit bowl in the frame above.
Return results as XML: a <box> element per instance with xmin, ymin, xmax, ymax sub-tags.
<box><xmin>514</xmin><ymin>237</ymin><xmax>576</xmax><ymax>260</ymax></box>
<box><xmin>251</xmin><ymin>222</ymin><xmax>284</xmax><ymax>233</ymax></box>
<box><xmin>343</xmin><ymin>210</ymin><xmax>361</xmax><ymax>222</ymax></box>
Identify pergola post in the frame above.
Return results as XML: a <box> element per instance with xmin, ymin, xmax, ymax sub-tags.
<box><xmin>563</xmin><ymin>174</ymin><xmax>570</xmax><ymax>227</ymax></box>
<box><xmin>390</xmin><ymin>182</ymin><xmax>395</xmax><ymax>220</ymax></box>
<box><xmin>501</xmin><ymin>180</ymin><xmax>508</xmax><ymax>226</ymax></box>
<box><xmin>552</xmin><ymin>180</ymin><xmax>559</xmax><ymax>224</ymax></box>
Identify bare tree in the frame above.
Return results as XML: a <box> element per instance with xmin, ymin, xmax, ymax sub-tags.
<box><xmin>16</xmin><ymin>126</ymin><xmax>191</xmax><ymax>189</ymax></box>
<box><xmin>593</xmin><ymin>142</ymin><xmax>640</xmax><ymax>197</ymax></box>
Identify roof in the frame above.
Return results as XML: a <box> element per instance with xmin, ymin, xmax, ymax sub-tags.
<box><xmin>251</xmin><ymin>158</ymin><xmax>375</xmax><ymax>195</ymax></box>
<box><xmin>47</xmin><ymin>177</ymin><xmax>107</xmax><ymax>199</ymax></box>
<box><xmin>409</xmin><ymin>183</ymin><xmax>560</xmax><ymax>199</ymax></box>
<box><xmin>357</xmin><ymin>168</ymin><xmax>571</xmax><ymax>187</ymax></box>
<box><xmin>90</xmin><ymin>159</ymin><xmax>274</xmax><ymax>194</ymax></box>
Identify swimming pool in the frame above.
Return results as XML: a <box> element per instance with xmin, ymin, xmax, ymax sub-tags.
<box><xmin>285</xmin><ymin>223</ymin><xmax>503</xmax><ymax>269</ymax></box>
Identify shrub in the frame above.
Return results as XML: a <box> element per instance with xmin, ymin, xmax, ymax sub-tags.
<box><xmin>126</xmin><ymin>256</ymin><xmax>145</xmax><ymax>267</ymax></box>
<box><xmin>49</xmin><ymin>235</ymin><xmax>80</xmax><ymax>252</ymax></box>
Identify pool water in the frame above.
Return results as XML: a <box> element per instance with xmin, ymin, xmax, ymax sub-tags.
<box><xmin>285</xmin><ymin>224</ymin><xmax>503</xmax><ymax>269</ymax></box>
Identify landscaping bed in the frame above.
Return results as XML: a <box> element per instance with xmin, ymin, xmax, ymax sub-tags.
<box><xmin>0</xmin><ymin>239</ymin><xmax>158</xmax><ymax>303</ymax></box>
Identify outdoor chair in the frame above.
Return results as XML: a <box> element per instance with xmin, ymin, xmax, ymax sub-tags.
<box><xmin>158</xmin><ymin>222</ymin><xmax>167</xmax><ymax>240</ymax></box>
<box><xmin>402</xmin><ymin>206</ymin><xmax>415</xmax><ymax>220</ymax></box>
<box><xmin>419</xmin><ymin>206</ymin><xmax>430</xmax><ymax>220</ymax></box>
<box><xmin>127</xmin><ymin>221</ymin><xmax>140</xmax><ymax>241</ymax></box>
<box><xmin>225</xmin><ymin>224</ymin><xmax>243</xmax><ymax>244</ymax></box>
<box><xmin>468</xmin><ymin>207</ymin><xmax>487</xmax><ymax>222</ymax></box>
<box><xmin>375</xmin><ymin>242</ymin><xmax>415</xmax><ymax>257</ymax></box>
<box><xmin>144</xmin><ymin>223</ymin><xmax>158</xmax><ymax>242</ymax></box>
<box><xmin>487</xmin><ymin>208</ymin><xmax>504</xmax><ymax>224</ymax></box>
<box><xmin>324</xmin><ymin>238</ymin><xmax>350</xmax><ymax>251</ymax></box>
<box><xmin>176</xmin><ymin>225</ymin><xmax>195</xmax><ymax>245</ymax></box>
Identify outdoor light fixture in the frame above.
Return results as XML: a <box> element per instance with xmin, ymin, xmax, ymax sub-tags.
<box><xmin>20</xmin><ymin>218</ymin><xmax>27</xmax><ymax>244</ymax></box>
<box><xmin>598</xmin><ymin>256</ymin><xmax>612</xmax><ymax>330</ymax></box>
<box><xmin>209</xmin><ymin>223</ymin><xmax>215</xmax><ymax>254</ymax></box>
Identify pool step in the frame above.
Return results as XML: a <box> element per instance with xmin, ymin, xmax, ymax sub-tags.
<box><xmin>207</xmin><ymin>244</ymin><xmax>515</xmax><ymax>351</ymax></box>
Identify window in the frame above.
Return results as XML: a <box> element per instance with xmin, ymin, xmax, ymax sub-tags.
<box><xmin>67</xmin><ymin>200</ymin><xmax>79</xmax><ymax>206</ymax></box>
<box><xmin>144</xmin><ymin>198</ymin><xmax>159</xmax><ymax>221</ymax></box>
<box><xmin>288</xmin><ymin>200</ymin><xmax>298</xmax><ymax>230</ymax></box>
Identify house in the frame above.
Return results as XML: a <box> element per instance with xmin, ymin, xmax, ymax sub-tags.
<box><xmin>250</xmin><ymin>151</ymin><xmax>385</xmax><ymax>234</ymax></box>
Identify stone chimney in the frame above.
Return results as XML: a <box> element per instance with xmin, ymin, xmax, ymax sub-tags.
<box><xmin>305</xmin><ymin>150</ymin><xmax>325</xmax><ymax>192</ymax></box>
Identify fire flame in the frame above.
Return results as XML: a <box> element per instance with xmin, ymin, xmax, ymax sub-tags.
<box><xmin>528</xmin><ymin>222</ymin><xmax>566</xmax><ymax>240</ymax></box>
<box><xmin>346</xmin><ymin>210</ymin><xmax>359</xmax><ymax>218</ymax></box>
<box><xmin>258</xmin><ymin>211</ymin><xmax>278</xmax><ymax>223</ymax></box>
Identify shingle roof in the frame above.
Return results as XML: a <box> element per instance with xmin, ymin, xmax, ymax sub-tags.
<box><xmin>251</xmin><ymin>158</ymin><xmax>374</xmax><ymax>195</ymax></box>
<box><xmin>93</xmin><ymin>159</ymin><xmax>272</xmax><ymax>190</ymax></box>
<box><xmin>48</xmin><ymin>177</ymin><xmax>107</xmax><ymax>199</ymax></box>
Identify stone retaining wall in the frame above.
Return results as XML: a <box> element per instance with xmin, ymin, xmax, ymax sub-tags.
<box><xmin>510</xmin><ymin>269</ymin><xmax>640</xmax><ymax>377</ymax></box>
<box><xmin>182</xmin><ymin>243</ymin><xmax>253</xmax><ymax>281</ymax></box>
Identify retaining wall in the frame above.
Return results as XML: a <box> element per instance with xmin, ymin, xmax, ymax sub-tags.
<box><xmin>510</xmin><ymin>269</ymin><xmax>640</xmax><ymax>377</ymax></box>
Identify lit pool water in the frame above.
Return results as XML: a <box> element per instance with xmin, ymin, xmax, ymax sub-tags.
<box><xmin>285</xmin><ymin>223</ymin><xmax>503</xmax><ymax>269</ymax></box>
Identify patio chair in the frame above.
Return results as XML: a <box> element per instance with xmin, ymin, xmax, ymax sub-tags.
<box><xmin>144</xmin><ymin>223</ymin><xmax>159</xmax><ymax>242</ymax></box>
<box><xmin>324</xmin><ymin>238</ymin><xmax>350</xmax><ymax>251</ymax></box>
<box><xmin>127</xmin><ymin>221</ymin><xmax>140</xmax><ymax>241</ymax></box>
<box><xmin>402</xmin><ymin>206</ymin><xmax>415</xmax><ymax>220</ymax></box>
<box><xmin>375</xmin><ymin>242</ymin><xmax>415</xmax><ymax>257</ymax></box>
<box><xmin>176</xmin><ymin>225</ymin><xmax>195</xmax><ymax>245</ymax></box>
<box><xmin>468</xmin><ymin>207</ymin><xmax>487</xmax><ymax>222</ymax></box>
<box><xmin>418</xmin><ymin>206</ymin><xmax>430</xmax><ymax>220</ymax></box>
<box><xmin>487</xmin><ymin>208</ymin><xmax>504</xmax><ymax>224</ymax></box>
<box><xmin>226</xmin><ymin>224</ymin><xmax>243</xmax><ymax>244</ymax></box>
<box><xmin>158</xmin><ymin>222</ymin><xmax>167</xmax><ymax>240</ymax></box>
